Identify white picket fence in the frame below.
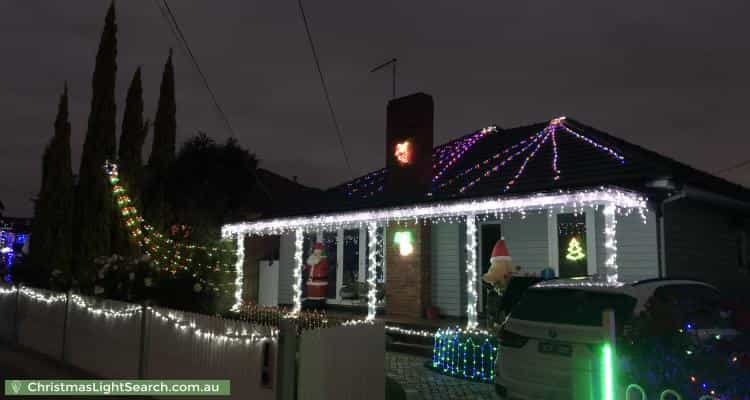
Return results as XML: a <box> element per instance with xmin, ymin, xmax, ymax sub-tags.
<box><xmin>0</xmin><ymin>284</ymin><xmax>277</xmax><ymax>399</ymax></box>
<box><xmin>0</xmin><ymin>283</ymin><xmax>387</xmax><ymax>400</ymax></box>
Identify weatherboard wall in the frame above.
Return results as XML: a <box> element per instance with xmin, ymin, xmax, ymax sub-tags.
<box><xmin>430</xmin><ymin>222</ymin><xmax>465</xmax><ymax>317</ymax></box>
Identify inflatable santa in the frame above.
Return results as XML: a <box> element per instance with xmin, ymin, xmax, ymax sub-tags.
<box><xmin>305</xmin><ymin>242</ymin><xmax>329</xmax><ymax>301</ymax></box>
<box><xmin>482</xmin><ymin>239</ymin><xmax>520</xmax><ymax>291</ymax></box>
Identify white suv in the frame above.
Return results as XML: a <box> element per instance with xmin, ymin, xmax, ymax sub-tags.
<box><xmin>494</xmin><ymin>278</ymin><xmax>724</xmax><ymax>400</ymax></box>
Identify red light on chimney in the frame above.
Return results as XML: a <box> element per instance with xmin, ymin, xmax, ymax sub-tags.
<box><xmin>395</xmin><ymin>140</ymin><xmax>412</xmax><ymax>165</ymax></box>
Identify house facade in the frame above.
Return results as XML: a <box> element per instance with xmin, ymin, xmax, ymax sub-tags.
<box><xmin>223</xmin><ymin>93</ymin><xmax>750</xmax><ymax>323</ymax></box>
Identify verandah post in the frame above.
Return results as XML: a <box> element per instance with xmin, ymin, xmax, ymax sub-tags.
<box><xmin>465</xmin><ymin>214</ymin><xmax>478</xmax><ymax>329</ymax></box>
<box><xmin>602</xmin><ymin>204</ymin><xmax>619</xmax><ymax>284</ymax></box>
<box><xmin>292</xmin><ymin>228</ymin><xmax>304</xmax><ymax>314</ymax></box>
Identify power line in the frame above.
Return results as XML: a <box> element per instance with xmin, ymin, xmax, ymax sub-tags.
<box><xmin>715</xmin><ymin>158</ymin><xmax>750</xmax><ymax>175</ymax></box>
<box><xmin>151</xmin><ymin>0</ymin><xmax>273</xmax><ymax>201</ymax></box>
<box><xmin>160</xmin><ymin>0</ymin><xmax>237</xmax><ymax>139</ymax></box>
<box><xmin>296</xmin><ymin>0</ymin><xmax>353</xmax><ymax>177</ymax></box>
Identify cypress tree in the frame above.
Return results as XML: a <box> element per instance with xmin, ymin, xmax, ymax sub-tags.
<box><xmin>74</xmin><ymin>2</ymin><xmax>118</xmax><ymax>288</ymax></box>
<box><xmin>30</xmin><ymin>84</ymin><xmax>74</xmax><ymax>288</ymax></box>
<box><xmin>145</xmin><ymin>50</ymin><xmax>176</xmax><ymax>231</ymax></box>
<box><xmin>119</xmin><ymin>67</ymin><xmax>150</xmax><ymax>197</ymax></box>
<box><xmin>114</xmin><ymin>68</ymin><xmax>150</xmax><ymax>256</ymax></box>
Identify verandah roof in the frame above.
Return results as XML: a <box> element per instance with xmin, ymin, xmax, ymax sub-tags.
<box><xmin>222</xmin><ymin>186</ymin><xmax>647</xmax><ymax>237</ymax></box>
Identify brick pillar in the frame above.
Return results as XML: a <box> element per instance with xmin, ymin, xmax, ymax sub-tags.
<box><xmin>385</xmin><ymin>221</ymin><xmax>431</xmax><ymax>319</ymax></box>
<box><xmin>243</xmin><ymin>235</ymin><xmax>280</xmax><ymax>304</ymax></box>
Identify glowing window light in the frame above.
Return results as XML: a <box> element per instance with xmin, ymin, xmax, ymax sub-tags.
<box><xmin>393</xmin><ymin>231</ymin><xmax>414</xmax><ymax>256</ymax></box>
<box><xmin>395</xmin><ymin>140</ymin><xmax>411</xmax><ymax>165</ymax></box>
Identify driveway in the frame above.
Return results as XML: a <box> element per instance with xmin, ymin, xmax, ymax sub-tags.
<box><xmin>387</xmin><ymin>352</ymin><xmax>500</xmax><ymax>400</ymax></box>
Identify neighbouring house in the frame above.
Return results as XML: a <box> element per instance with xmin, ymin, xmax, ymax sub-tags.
<box><xmin>1</xmin><ymin>217</ymin><xmax>32</xmax><ymax>282</ymax></box>
<box><xmin>224</xmin><ymin>93</ymin><xmax>750</xmax><ymax>324</ymax></box>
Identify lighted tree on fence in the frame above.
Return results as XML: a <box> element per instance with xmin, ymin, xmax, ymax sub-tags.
<box><xmin>104</xmin><ymin>161</ymin><xmax>236</xmax><ymax>312</ymax></box>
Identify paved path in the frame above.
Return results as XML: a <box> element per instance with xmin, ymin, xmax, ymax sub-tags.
<box><xmin>387</xmin><ymin>352</ymin><xmax>500</xmax><ymax>400</ymax></box>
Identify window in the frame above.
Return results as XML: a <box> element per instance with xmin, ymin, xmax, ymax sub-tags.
<box><xmin>511</xmin><ymin>288</ymin><xmax>637</xmax><ymax>327</ymax></box>
<box><xmin>302</xmin><ymin>228</ymin><xmax>385</xmax><ymax>305</ymax></box>
<box><xmin>322</xmin><ymin>232</ymin><xmax>338</xmax><ymax>299</ymax></box>
<box><xmin>557</xmin><ymin>213</ymin><xmax>587</xmax><ymax>278</ymax></box>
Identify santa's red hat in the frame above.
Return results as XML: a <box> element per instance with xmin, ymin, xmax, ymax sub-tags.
<box><xmin>490</xmin><ymin>239</ymin><xmax>511</xmax><ymax>263</ymax></box>
<box><xmin>313</xmin><ymin>242</ymin><xmax>324</xmax><ymax>251</ymax></box>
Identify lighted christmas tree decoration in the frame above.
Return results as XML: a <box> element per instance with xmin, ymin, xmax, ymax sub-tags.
<box><xmin>565</xmin><ymin>237</ymin><xmax>586</xmax><ymax>261</ymax></box>
<box><xmin>393</xmin><ymin>230</ymin><xmax>414</xmax><ymax>256</ymax></box>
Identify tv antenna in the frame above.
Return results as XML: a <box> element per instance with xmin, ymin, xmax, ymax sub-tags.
<box><xmin>370</xmin><ymin>58</ymin><xmax>397</xmax><ymax>98</ymax></box>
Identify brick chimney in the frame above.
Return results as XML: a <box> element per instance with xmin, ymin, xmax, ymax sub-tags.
<box><xmin>383</xmin><ymin>93</ymin><xmax>434</xmax><ymax>319</ymax></box>
<box><xmin>384</xmin><ymin>93</ymin><xmax>434</xmax><ymax>199</ymax></box>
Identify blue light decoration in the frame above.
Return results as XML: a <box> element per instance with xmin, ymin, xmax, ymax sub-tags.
<box><xmin>0</xmin><ymin>230</ymin><xmax>27</xmax><ymax>282</ymax></box>
<box><xmin>429</xmin><ymin>327</ymin><xmax>499</xmax><ymax>382</ymax></box>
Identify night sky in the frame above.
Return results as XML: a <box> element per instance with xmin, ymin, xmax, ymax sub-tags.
<box><xmin>2</xmin><ymin>0</ymin><xmax>750</xmax><ymax>217</ymax></box>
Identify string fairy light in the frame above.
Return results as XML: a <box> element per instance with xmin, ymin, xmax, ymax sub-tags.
<box><xmin>230</xmin><ymin>233</ymin><xmax>245</xmax><ymax>312</ymax></box>
<box><xmin>366</xmin><ymin>222</ymin><xmax>379</xmax><ymax>321</ymax></box>
<box><xmin>148</xmin><ymin>307</ymin><xmax>276</xmax><ymax>345</ymax></box>
<box><xmin>465</xmin><ymin>214</ymin><xmax>478</xmax><ymax>329</ymax></box>
<box><xmin>20</xmin><ymin>286</ymin><xmax>68</xmax><ymax>304</ymax></box>
<box><xmin>70</xmin><ymin>294</ymin><xmax>142</xmax><ymax>319</ymax></box>
<box><xmin>385</xmin><ymin>325</ymin><xmax>435</xmax><ymax>338</ymax></box>
<box><xmin>432</xmin><ymin>117</ymin><xmax>626</xmax><ymax>195</ymax></box>
<box><xmin>291</xmin><ymin>229</ymin><xmax>304</xmax><ymax>314</ymax></box>
<box><xmin>0</xmin><ymin>285</ymin><xmax>18</xmax><ymax>295</ymax></box>
<box><xmin>103</xmin><ymin>161</ymin><xmax>235</xmax><ymax>279</ymax></box>
<box><xmin>223</xmin><ymin>188</ymin><xmax>646</xmax><ymax>309</ymax></box>
<box><xmin>222</xmin><ymin>188</ymin><xmax>646</xmax><ymax>237</ymax></box>
<box><xmin>430</xmin><ymin>326</ymin><xmax>498</xmax><ymax>382</ymax></box>
<box><xmin>433</xmin><ymin>126</ymin><xmax>497</xmax><ymax>183</ymax></box>
<box><xmin>603</xmin><ymin>204</ymin><xmax>619</xmax><ymax>284</ymax></box>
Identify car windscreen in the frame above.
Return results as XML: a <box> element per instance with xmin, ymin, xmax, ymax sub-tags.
<box><xmin>510</xmin><ymin>288</ymin><xmax>637</xmax><ymax>327</ymax></box>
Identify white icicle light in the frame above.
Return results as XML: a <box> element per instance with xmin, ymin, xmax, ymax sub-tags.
<box><xmin>366</xmin><ymin>222</ymin><xmax>379</xmax><ymax>321</ymax></box>
<box><xmin>292</xmin><ymin>228</ymin><xmax>304</xmax><ymax>314</ymax></box>
<box><xmin>603</xmin><ymin>204</ymin><xmax>619</xmax><ymax>284</ymax></box>
<box><xmin>221</xmin><ymin>188</ymin><xmax>647</xmax><ymax>237</ymax></box>
<box><xmin>231</xmin><ymin>233</ymin><xmax>245</xmax><ymax>312</ymax></box>
<box><xmin>465</xmin><ymin>214</ymin><xmax>478</xmax><ymax>329</ymax></box>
